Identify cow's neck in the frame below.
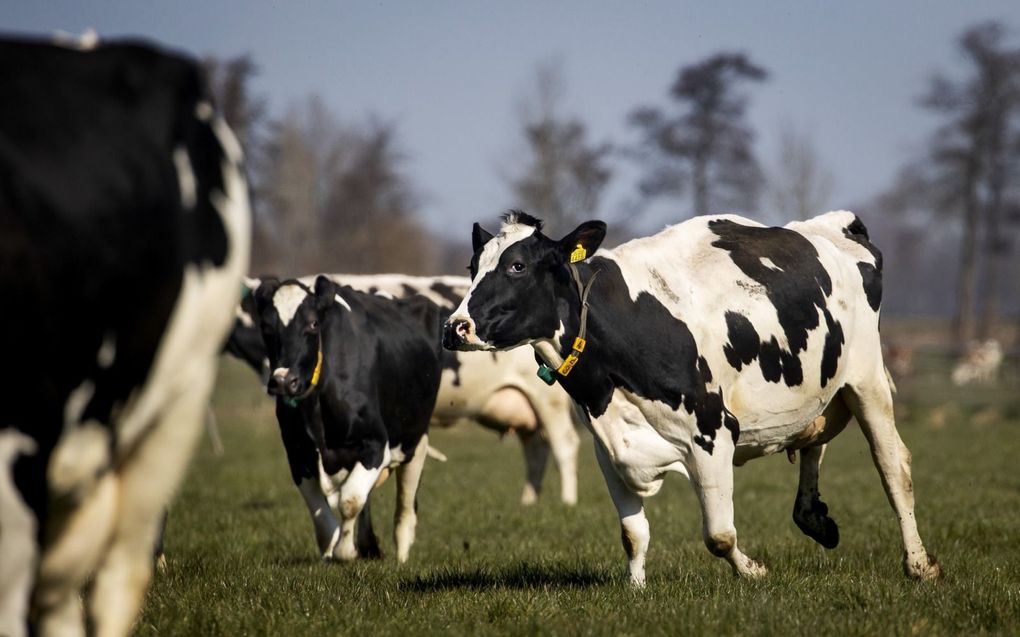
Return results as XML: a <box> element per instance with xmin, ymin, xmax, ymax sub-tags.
<box><xmin>535</xmin><ymin>256</ymin><xmax>710</xmax><ymax>420</ymax></box>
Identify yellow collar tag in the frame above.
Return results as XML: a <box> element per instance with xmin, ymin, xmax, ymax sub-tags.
<box><xmin>569</xmin><ymin>243</ymin><xmax>587</xmax><ymax>263</ymax></box>
<box><xmin>310</xmin><ymin>350</ymin><xmax>323</xmax><ymax>387</ymax></box>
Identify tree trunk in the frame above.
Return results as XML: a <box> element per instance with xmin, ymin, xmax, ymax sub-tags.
<box><xmin>955</xmin><ymin>175</ymin><xmax>981</xmax><ymax>346</ymax></box>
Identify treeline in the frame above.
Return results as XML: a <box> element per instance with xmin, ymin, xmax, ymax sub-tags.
<box><xmin>204</xmin><ymin>19</ymin><xmax>1020</xmax><ymax>343</ymax></box>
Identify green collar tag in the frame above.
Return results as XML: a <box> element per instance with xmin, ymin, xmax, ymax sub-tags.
<box><xmin>536</xmin><ymin>364</ymin><xmax>556</xmax><ymax>386</ymax></box>
<box><xmin>282</xmin><ymin>397</ymin><xmax>299</xmax><ymax>408</ymax></box>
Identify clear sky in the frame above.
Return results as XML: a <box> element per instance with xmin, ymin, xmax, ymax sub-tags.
<box><xmin>7</xmin><ymin>1</ymin><xmax>1020</xmax><ymax>235</ymax></box>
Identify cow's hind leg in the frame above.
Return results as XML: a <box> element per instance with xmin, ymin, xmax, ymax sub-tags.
<box><xmin>843</xmin><ymin>381</ymin><xmax>940</xmax><ymax>580</ymax></box>
<box><xmin>296</xmin><ymin>479</ymin><xmax>341</xmax><ymax>559</ymax></box>
<box><xmin>394</xmin><ymin>435</ymin><xmax>428</xmax><ymax>563</ymax></box>
<box><xmin>517</xmin><ymin>429</ymin><xmax>550</xmax><ymax>505</ymax></box>
<box><xmin>593</xmin><ymin>438</ymin><xmax>649</xmax><ymax>586</ymax></box>
<box><xmin>333</xmin><ymin>463</ymin><xmax>380</xmax><ymax>561</ymax></box>
<box><xmin>88</xmin><ymin>363</ymin><xmax>212</xmax><ymax>637</ymax></box>
<box><xmin>354</xmin><ymin>498</ymin><xmax>382</xmax><ymax>559</ymax></box>
<box><xmin>793</xmin><ymin>445</ymin><xmax>839</xmax><ymax>549</ymax></box>
<box><xmin>689</xmin><ymin>438</ymin><xmax>766</xmax><ymax>579</ymax></box>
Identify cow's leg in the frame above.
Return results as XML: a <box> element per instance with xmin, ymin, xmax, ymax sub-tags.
<box><xmin>593</xmin><ymin>438</ymin><xmax>648</xmax><ymax>586</ymax></box>
<box><xmin>517</xmin><ymin>429</ymin><xmax>550</xmax><ymax>505</ymax></box>
<box><xmin>332</xmin><ymin>463</ymin><xmax>380</xmax><ymax>562</ymax></box>
<box><xmin>354</xmin><ymin>497</ymin><xmax>381</xmax><ymax>559</ymax></box>
<box><xmin>793</xmin><ymin>445</ymin><xmax>839</xmax><ymax>548</ymax></box>
<box><xmin>531</xmin><ymin>398</ymin><xmax>581</xmax><ymax>506</ymax></box>
<box><xmin>0</xmin><ymin>432</ymin><xmax>39</xmax><ymax>637</ymax></box>
<box><xmin>88</xmin><ymin>361</ymin><xmax>213</xmax><ymax>637</ymax></box>
<box><xmin>792</xmin><ymin>395</ymin><xmax>852</xmax><ymax>549</ymax></box>
<box><xmin>296</xmin><ymin>479</ymin><xmax>341</xmax><ymax>559</ymax></box>
<box><xmin>394</xmin><ymin>435</ymin><xmax>428</xmax><ymax>563</ymax></box>
<box><xmin>689</xmin><ymin>439</ymin><xmax>767</xmax><ymax>579</ymax></box>
<box><xmin>842</xmin><ymin>381</ymin><xmax>940</xmax><ymax>580</ymax></box>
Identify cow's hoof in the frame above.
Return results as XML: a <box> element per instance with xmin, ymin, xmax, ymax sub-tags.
<box><xmin>793</xmin><ymin>498</ymin><xmax>840</xmax><ymax>549</ymax></box>
<box><xmin>735</xmin><ymin>558</ymin><xmax>768</xmax><ymax>580</ymax></box>
<box><xmin>904</xmin><ymin>552</ymin><xmax>940</xmax><ymax>581</ymax></box>
<box><xmin>520</xmin><ymin>486</ymin><xmax>539</xmax><ymax>506</ymax></box>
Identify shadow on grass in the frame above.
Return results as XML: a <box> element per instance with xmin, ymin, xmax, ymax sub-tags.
<box><xmin>399</xmin><ymin>562</ymin><xmax>612</xmax><ymax>592</ymax></box>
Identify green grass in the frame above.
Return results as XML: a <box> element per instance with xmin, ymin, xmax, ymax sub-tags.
<box><xmin>137</xmin><ymin>356</ymin><xmax>1020</xmax><ymax>636</ymax></box>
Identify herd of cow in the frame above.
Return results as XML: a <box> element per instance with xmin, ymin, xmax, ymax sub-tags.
<box><xmin>0</xmin><ymin>37</ymin><xmax>941</xmax><ymax>637</ymax></box>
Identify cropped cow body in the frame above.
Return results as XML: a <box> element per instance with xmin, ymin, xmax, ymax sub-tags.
<box><xmin>230</xmin><ymin>274</ymin><xmax>581</xmax><ymax>506</ymax></box>
<box><xmin>0</xmin><ymin>38</ymin><xmax>250</xmax><ymax>636</ymax></box>
<box><xmin>254</xmin><ymin>276</ymin><xmax>443</xmax><ymax>562</ymax></box>
<box><xmin>446</xmin><ymin>210</ymin><xmax>939</xmax><ymax>585</ymax></box>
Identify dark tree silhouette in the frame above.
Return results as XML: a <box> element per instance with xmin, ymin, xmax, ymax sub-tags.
<box><xmin>919</xmin><ymin>21</ymin><xmax>1020</xmax><ymax>343</ymax></box>
<box><xmin>629</xmin><ymin>53</ymin><xmax>768</xmax><ymax>218</ymax></box>
<box><xmin>505</xmin><ymin>64</ymin><xmax>612</xmax><ymax>235</ymax></box>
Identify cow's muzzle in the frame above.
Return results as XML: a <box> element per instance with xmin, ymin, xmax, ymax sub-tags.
<box><xmin>268</xmin><ymin>367</ymin><xmax>303</xmax><ymax>397</ymax></box>
<box><xmin>443</xmin><ymin>317</ymin><xmax>478</xmax><ymax>350</ymax></box>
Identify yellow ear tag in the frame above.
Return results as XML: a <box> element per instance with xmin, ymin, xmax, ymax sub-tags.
<box><xmin>569</xmin><ymin>243</ymin><xmax>587</xmax><ymax>263</ymax></box>
<box><xmin>310</xmin><ymin>350</ymin><xmax>323</xmax><ymax>387</ymax></box>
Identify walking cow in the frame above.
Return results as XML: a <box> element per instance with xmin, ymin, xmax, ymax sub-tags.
<box><xmin>253</xmin><ymin>276</ymin><xmax>443</xmax><ymax>562</ymax></box>
<box><xmin>444</xmin><ymin>210</ymin><xmax>939</xmax><ymax>585</ymax></box>
<box><xmin>0</xmin><ymin>38</ymin><xmax>250</xmax><ymax>635</ymax></box>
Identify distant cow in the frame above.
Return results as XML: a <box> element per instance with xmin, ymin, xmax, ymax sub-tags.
<box><xmin>229</xmin><ymin>274</ymin><xmax>581</xmax><ymax>506</ymax></box>
<box><xmin>0</xmin><ymin>38</ymin><xmax>250</xmax><ymax>636</ymax></box>
<box><xmin>951</xmin><ymin>339</ymin><xmax>1003</xmax><ymax>386</ymax></box>
<box><xmin>445</xmin><ymin>210</ymin><xmax>939</xmax><ymax>585</ymax></box>
<box><xmin>254</xmin><ymin>276</ymin><xmax>443</xmax><ymax>562</ymax></box>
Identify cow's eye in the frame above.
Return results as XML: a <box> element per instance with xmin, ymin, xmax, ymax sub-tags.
<box><xmin>508</xmin><ymin>262</ymin><xmax>526</xmax><ymax>275</ymax></box>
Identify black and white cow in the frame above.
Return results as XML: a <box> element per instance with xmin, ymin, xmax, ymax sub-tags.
<box><xmin>0</xmin><ymin>37</ymin><xmax>250</xmax><ymax>636</ymax></box>
<box><xmin>254</xmin><ymin>276</ymin><xmax>442</xmax><ymax>562</ymax></box>
<box><xmin>444</xmin><ymin>210</ymin><xmax>940</xmax><ymax>585</ymax></box>
<box><xmin>230</xmin><ymin>274</ymin><xmax>582</xmax><ymax>506</ymax></box>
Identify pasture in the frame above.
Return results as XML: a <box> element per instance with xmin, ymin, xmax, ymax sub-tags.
<box><xmin>138</xmin><ymin>353</ymin><xmax>1020</xmax><ymax>636</ymax></box>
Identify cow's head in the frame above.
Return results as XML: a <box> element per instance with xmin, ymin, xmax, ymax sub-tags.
<box><xmin>254</xmin><ymin>277</ymin><xmax>337</xmax><ymax>400</ymax></box>
<box><xmin>443</xmin><ymin>211</ymin><xmax>605</xmax><ymax>351</ymax></box>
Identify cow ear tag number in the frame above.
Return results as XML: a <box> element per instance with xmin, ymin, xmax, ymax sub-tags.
<box><xmin>570</xmin><ymin>243</ymin><xmax>587</xmax><ymax>263</ymax></box>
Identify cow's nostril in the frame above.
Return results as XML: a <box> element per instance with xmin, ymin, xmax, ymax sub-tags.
<box><xmin>455</xmin><ymin>320</ymin><xmax>469</xmax><ymax>337</ymax></box>
<box><xmin>287</xmin><ymin>377</ymin><xmax>300</xmax><ymax>394</ymax></box>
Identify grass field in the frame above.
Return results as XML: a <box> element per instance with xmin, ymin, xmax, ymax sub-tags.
<box><xmin>138</xmin><ymin>355</ymin><xmax>1020</xmax><ymax>636</ymax></box>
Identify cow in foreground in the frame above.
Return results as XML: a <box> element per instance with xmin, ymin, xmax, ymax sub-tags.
<box><xmin>444</xmin><ymin>210</ymin><xmax>939</xmax><ymax>585</ymax></box>
<box><xmin>0</xmin><ymin>38</ymin><xmax>250</xmax><ymax>635</ymax></box>
<box><xmin>254</xmin><ymin>276</ymin><xmax>442</xmax><ymax>562</ymax></box>
<box><xmin>230</xmin><ymin>274</ymin><xmax>581</xmax><ymax>506</ymax></box>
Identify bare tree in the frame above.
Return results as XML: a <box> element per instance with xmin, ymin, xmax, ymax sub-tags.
<box><xmin>629</xmin><ymin>52</ymin><xmax>768</xmax><ymax>218</ymax></box>
<box><xmin>506</xmin><ymin>63</ymin><xmax>613</xmax><ymax>234</ymax></box>
<box><xmin>767</xmin><ymin>120</ymin><xmax>834</xmax><ymax>222</ymax></box>
<box><xmin>919</xmin><ymin>21</ymin><xmax>1020</xmax><ymax>343</ymax></box>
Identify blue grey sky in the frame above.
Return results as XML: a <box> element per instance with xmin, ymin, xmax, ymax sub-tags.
<box><xmin>7</xmin><ymin>1</ymin><xmax>1020</xmax><ymax>234</ymax></box>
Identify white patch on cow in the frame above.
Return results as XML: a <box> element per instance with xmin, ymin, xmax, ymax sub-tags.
<box><xmin>173</xmin><ymin>146</ymin><xmax>197</xmax><ymax>210</ymax></box>
<box><xmin>271</xmin><ymin>367</ymin><xmax>289</xmax><ymax>384</ymax></box>
<box><xmin>52</xmin><ymin>28</ymin><xmax>98</xmax><ymax>50</ymax></box>
<box><xmin>449</xmin><ymin>220</ymin><xmax>538</xmax><ymax>343</ymax></box>
<box><xmin>47</xmin><ymin>422</ymin><xmax>111</xmax><ymax>500</ymax></box>
<box><xmin>211</xmin><ymin>116</ymin><xmax>245</xmax><ymax>164</ymax></box>
<box><xmin>195</xmin><ymin>101</ymin><xmax>214</xmax><ymax>122</ymax></box>
<box><xmin>374</xmin><ymin>290</ymin><xmax>395</xmax><ymax>300</ymax></box>
<box><xmin>333</xmin><ymin>460</ymin><xmax>384</xmax><ymax>561</ymax></box>
<box><xmin>759</xmin><ymin>257</ymin><xmax>782</xmax><ymax>271</ymax></box>
<box><xmin>273</xmin><ymin>285</ymin><xmax>307</xmax><ymax>327</ymax></box>
<box><xmin>97</xmin><ymin>332</ymin><xmax>116</xmax><ymax>369</ymax></box>
<box><xmin>0</xmin><ymin>431</ymin><xmax>38</xmax><ymax>637</ymax></box>
<box><xmin>333</xmin><ymin>293</ymin><xmax>352</xmax><ymax>312</ymax></box>
<box><xmin>63</xmin><ymin>380</ymin><xmax>95</xmax><ymax>430</ymax></box>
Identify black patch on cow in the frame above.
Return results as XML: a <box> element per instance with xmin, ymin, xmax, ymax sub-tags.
<box><xmin>552</xmin><ymin>258</ymin><xmax>739</xmax><ymax>453</ymax></box>
<box><xmin>722</xmin><ymin>311</ymin><xmax>759</xmax><ymax>370</ymax></box>
<box><xmin>0</xmin><ymin>38</ymin><xmax>240</xmax><ymax>529</ymax></box>
<box><xmin>710</xmin><ymin>220</ymin><xmax>842</xmax><ymax>388</ymax></box>
<box><xmin>430</xmin><ymin>281</ymin><xmax>464</xmax><ymax>307</ymax></box>
<box><xmin>820</xmin><ymin>308</ymin><xmax>844</xmax><ymax>388</ymax></box>
<box><xmin>842</xmin><ymin>216</ymin><xmax>884</xmax><ymax>312</ymax></box>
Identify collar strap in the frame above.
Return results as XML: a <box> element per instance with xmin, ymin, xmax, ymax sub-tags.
<box><xmin>537</xmin><ymin>262</ymin><xmax>599</xmax><ymax>385</ymax></box>
<box><xmin>283</xmin><ymin>345</ymin><xmax>324</xmax><ymax>408</ymax></box>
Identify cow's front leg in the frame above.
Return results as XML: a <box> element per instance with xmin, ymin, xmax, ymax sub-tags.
<box><xmin>296</xmin><ymin>479</ymin><xmax>340</xmax><ymax>559</ymax></box>
<box><xmin>332</xmin><ymin>463</ymin><xmax>380</xmax><ymax>561</ymax></box>
<box><xmin>689</xmin><ymin>439</ymin><xmax>766</xmax><ymax>579</ymax></box>
<box><xmin>593</xmin><ymin>438</ymin><xmax>648</xmax><ymax>586</ymax></box>
<box><xmin>394</xmin><ymin>435</ymin><xmax>429</xmax><ymax>563</ymax></box>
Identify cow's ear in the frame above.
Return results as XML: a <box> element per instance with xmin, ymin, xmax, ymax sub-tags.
<box><xmin>472</xmin><ymin>222</ymin><xmax>495</xmax><ymax>253</ymax></box>
<box><xmin>314</xmin><ymin>275</ymin><xmax>337</xmax><ymax>311</ymax></box>
<box><xmin>254</xmin><ymin>277</ymin><xmax>280</xmax><ymax>314</ymax></box>
<box><xmin>559</xmin><ymin>221</ymin><xmax>607</xmax><ymax>263</ymax></box>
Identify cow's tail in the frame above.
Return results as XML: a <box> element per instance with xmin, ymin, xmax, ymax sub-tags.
<box><xmin>426</xmin><ymin>445</ymin><xmax>448</xmax><ymax>462</ymax></box>
<box><xmin>884</xmin><ymin>364</ymin><xmax>898</xmax><ymax>396</ymax></box>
